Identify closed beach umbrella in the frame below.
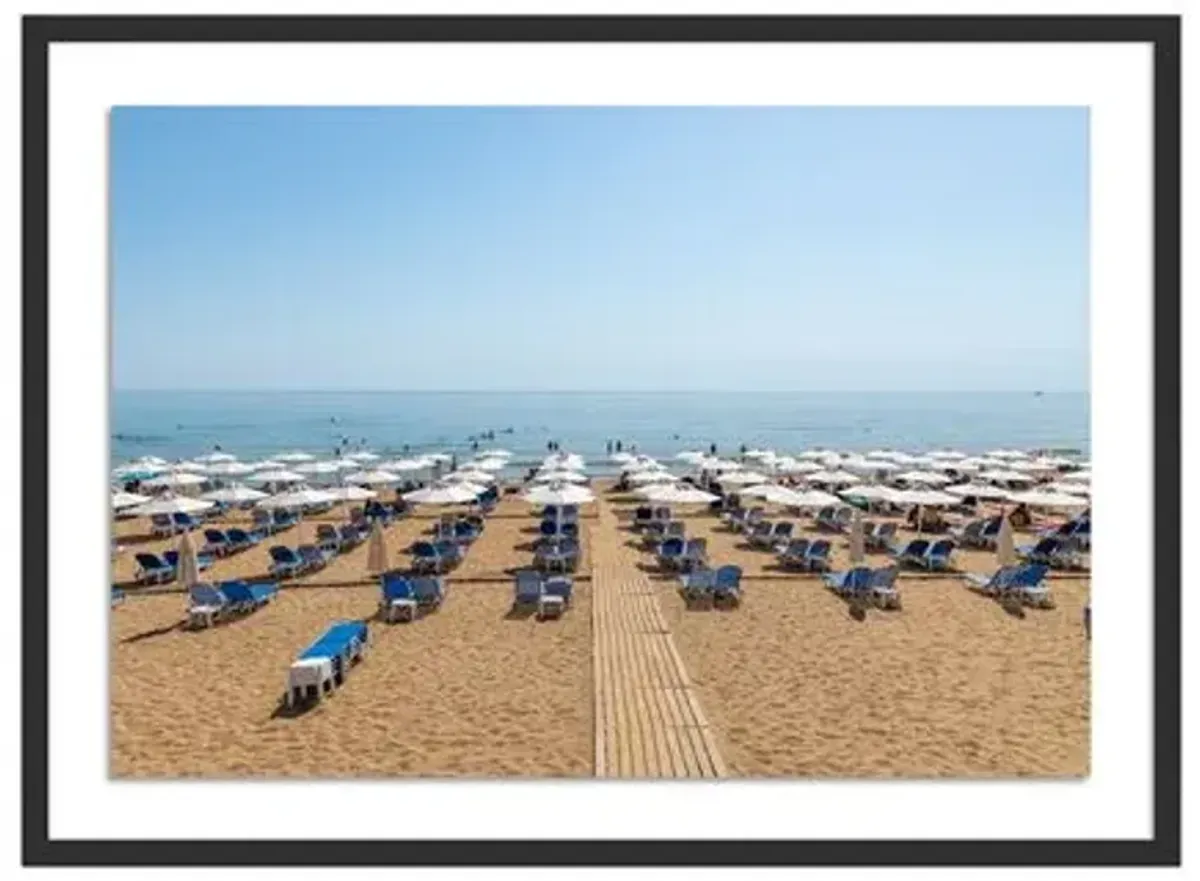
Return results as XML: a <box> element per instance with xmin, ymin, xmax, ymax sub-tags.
<box><xmin>996</xmin><ymin>512</ymin><xmax>1017</xmax><ymax>567</ymax></box>
<box><xmin>275</xmin><ymin>452</ymin><xmax>316</xmax><ymax>463</ymax></box>
<box><xmin>128</xmin><ymin>495</ymin><xmax>214</xmax><ymax>517</ymax></box>
<box><xmin>366</xmin><ymin>521</ymin><xmax>388</xmax><ymax>574</ymax></box>
<box><xmin>849</xmin><ymin>510</ymin><xmax>865</xmax><ymax>564</ymax></box>
<box><xmin>111</xmin><ymin>491</ymin><xmax>150</xmax><ymax>511</ymax></box>
<box><xmin>176</xmin><ymin>530</ymin><xmax>201</xmax><ymax>589</ymax></box>
<box><xmin>523</xmin><ymin>482</ymin><xmax>596</xmax><ymax>506</ymax></box>
<box><xmin>404</xmin><ymin>484</ymin><xmax>483</xmax><ymax>505</ymax></box>
<box><xmin>246</xmin><ymin>469</ymin><xmax>307</xmax><ymax>486</ymax></box>
<box><xmin>141</xmin><ymin>470</ymin><xmax>207</xmax><ymax>490</ymax></box>
<box><xmin>200</xmin><ymin>484</ymin><xmax>268</xmax><ymax>504</ymax></box>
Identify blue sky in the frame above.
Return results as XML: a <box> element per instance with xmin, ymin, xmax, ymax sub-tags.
<box><xmin>111</xmin><ymin>106</ymin><xmax>1088</xmax><ymax>392</ymax></box>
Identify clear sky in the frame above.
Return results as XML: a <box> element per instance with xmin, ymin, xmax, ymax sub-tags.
<box><xmin>111</xmin><ymin>106</ymin><xmax>1089</xmax><ymax>392</ymax></box>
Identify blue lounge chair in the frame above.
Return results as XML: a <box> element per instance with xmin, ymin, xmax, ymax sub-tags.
<box><xmin>253</xmin><ymin>509</ymin><xmax>277</xmax><ymax>534</ymax></box>
<box><xmin>513</xmin><ymin>569</ymin><xmax>543</xmax><ymax>609</ymax></box>
<box><xmin>889</xmin><ymin>538</ymin><xmax>931</xmax><ymax>568</ymax></box>
<box><xmin>434</xmin><ymin>539</ymin><xmax>463</xmax><ymax>569</ymax></box>
<box><xmin>315</xmin><ymin>523</ymin><xmax>343</xmax><ymax>554</ymax></box>
<box><xmin>745</xmin><ymin>521</ymin><xmax>775</xmax><ymax>549</ymax></box>
<box><xmin>187</xmin><ymin>583</ymin><xmax>230</xmax><ymax>628</ymax></box>
<box><xmin>268</xmin><ymin>545</ymin><xmax>305</xmax><ymax>578</ymax></box>
<box><xmin>865</xmin><ymin>522</ymin><xmax>897</xmax><ymax>552</ymax></box>
<box><xmin>963</xmin><ymin>564</ymin><xmax>1020</xmax><ymax>595</ymax></box>
<box><xmin>411</xmin><ymin>575</ymin><xmax>446</xmax><ymax>609</ymax></box>
<box><xmin>379</xmin><ymin>573</ymin><xmax>418</xmax><ymax>622</ymax></box>
<box><xmin>561</xmin><ymin>505</ymin><xmax>580</xmax><ymax>524</ymax></box>
<box><xmin>542</xmin><ymin>504</ymin><xmax>560</xmax><ymax>522</ymax></box>
<box><xmin>219</xmin><ymin>579</ymin><xmax>278</xmax><ymax>612</ymax></box>
<box><xmin>640</xmin><ymin>522</ymin><xmax>666</xmax><ymax>549</ymax></box>
<box><xmin>657</xmin><ymin>537</ymin><xmax>685</xmax><ymax>571</ymax></box>
<box><xmin>225</xmin><ymin>526</ymin><xmax>262</xmax><ymax>552</ymax></box>
<box><xmin>681</xmin><ymin>537</ymin><xmax>708</xmax><ymax>572</ymax></box>
<box><xmin>162</xmin><ymin>549</ymin><xmax>215</xmax><ymax>573</ymax></box>
<box><xmin>539</xmin><ymin>519</ymin><xmax>561</xmax><ymax>538</ymax></box>
<box><xmin>721</xmin><ymin>508</ymin><xmax>747</xmax><ymax>531</ymax></box>
<box><xmin>150</xmin><ymin>514</ymin><xmax>177</xmax><ymax>538</ymax></box>
<box><xmin>561</xmin><ymin>521</ymin><xmax>580</xmax><ymax>539</ymax></box>
<box><xmin>202</xmin><ymin>528</ymin><xmax>231</xmax><ymax>557</ymax></box>
<box><xmin>298</xmin><ymin>544</ymin><xmax>331</xmax><ymax>571</ymax></box>
<box><xmin>769</xmin><ymin>521</ymin><xmax>795</xmax><ymax>547</ymax></box>
<box><xmin>542</xmin><ymin>575</ymin><xmax>573</xmax><ymax>611</ymax></box>
<box><xmin>869</xmin><ymin>566</ymin><xmax>902</xmax><ymax>609</ymax></box>
<box><xmin>286</xmin><ymin>620</ymin><xmax>369</xmax><ymax>707</ymax></box>
<box><xmin>822</xmin><ymin>566</ymin><xmax>873</xmax><ymax>595</ymax></box>
<box><xmin>1011</xmin><ymin>563</ymin><xmax>1054</xmax><ymax>608</ymax></box>
<box><xmin>272</xmin><ymin>509</ymin><xmax>300</xmax><ymax>530</ymax></box>
<box><xmin>713</xmin><ymin>565</ymin><xmax>744</xmax><ymax>606</ymax></box>
<box><xmin>950</xmin><ymin>519</ymin><xmax>985</xmax><ymax>548</ymax></box>
<box><xmin>776</xmin><ymin>538</ymin><xmax>811</xmax><ymax>570</ymax></box>
<box><xmin>172</xmin><ymin>512</ymin><xmax>203</xmax><ymax>532</ymax></box>
<box><xmin>454</xmin><ymin>520</ymin><xmax>480</xmax><ymax>544</ymax></box>
<box><xmin>633</xmin><ymin>506</ymin><xmax>654</xmax><ymax>530</ymax></box>
<box><xmin>134</xmin><ymin>552</ymin><xmax>175</xmax><ymax>585</ymax></box>
<box><xmin>560</xmin><ymin>537</ymin><xmax>581</xmax><ymax>571</ymax></box>
<box><xmin>1018</xmin><ymin>537</ymin><xmax>1082</xmax><ymax>570</ymax></box>
<box><xmin>978</xmin><ymin>517</ymin><xmax>1001</xmax><ymax>549</ymax></box>
<box><xmin>411</xmin><ymin>541</ymin><xmax>441</xmax><ymax>574</ymax></box>
<box><xmin>922</xmin><ymin>539</ymin><xmax>957</xmax><ymax>572</ymax></box>
<box><xmin>804</xmin><ymin>539</ymin><xmax>832</xmax><ymax>572</ymax></box>
<box><xmin>679</xmin><ymin>567</ymin><xmax>717</xmax><ymax>606</ymax></box>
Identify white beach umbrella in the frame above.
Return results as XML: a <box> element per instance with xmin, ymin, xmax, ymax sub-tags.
<box><xmin>141</xmin><ymin>471</ymin><xmax>207</xmax><ymax>490</ymax></box>
<box><xmin>797</xmin><ymin>450</ymin><xmax>829</xmax><ymax>460</ymax></box>
<box><xmin>195</xmin><ymin>452</ymin><xmax>237</xmax><ymax>463</ymax></box>
<box><xmin>928</xmin><ymin>449</ymin><xmax>968</xmax><ymax>461</ymax></box>
<box><xmin>1006</xmin><ymin>490</ymin><xmax>1091</xmax><ymax>510</ymax></box>
<box><xmin>621</xmin><ymin>458</ymin><xmax>665</xmax><ymax>474</ymax></box>
<box><xmin>172</xmin><ymin>461</ymin><xmax>210</xmax><ymax>473</ymax></box>
<box><xmin>1042</xmin><ymin>481</ymin><xmax>1091</xmax><ymax>497</ymax></box>
<box><xmin>675</xmin><ymin>451</ymin><xmax>707</xmax><ymax>463</ymax></box>
<box><xmin>295</xmin><ymin>460</ymin><xmax>346</xmax><ymax>476</ymax></box>
<box><xmin>985</xmin><ymin>449</ymin><xmax>1029</xmax><ymax>461</ymax></box>
<box><xmin>849</xmin><ymin>509</ymin><xmax>866</xmax><ymax>564</ymax></box>
<box><xmin>533</xmin><ymin>470</ymin><xmax>588</xmax><ymax>484</ymax></box>
<box><xmin>111</xmin><ymin>491</ymin><xmax>151</xmax><ymax>511</ymax></box>
<box><xmin>996</xmin><ymin>513</ymin><xmax>1017</xmax><ymax>567</ymax></box>
<box><xmin>979</xmin><ymin>469</ymin><xmax>1037</xmax><ymax>485</ymax></box>
<box><xmin>1061</xmin><ymin>470</ymin><xmax>1091</xmax><ymax>485</ymax></box>
<box><xmin>627</xmin><ymin>470</ymin><xmax>678</xmax><ymax>485</ymax></box>
<box><xmin>425</xmin><ymin>453</ymin><xmax>454</xmax><ymax>464</ymax></box>
<box><xmin>773</xmin><ymin>459</ymin><xmax>821</xmax><ymax>474</ymax></box>
<box><xmin>176</xmin><ymin>531</ymin><xmax>201</xmax><ymax>589</ymax></box>
<box><xmin>443</xmin><ymin>469</ymin><xmax>496</xmax><ymax>485</ymax></box>
<box><xmin>275</xmin><ymin>452</ymin><xmax>316</xmax><ymax>463</ymax></box>
<box><xmin>343</xmin><ymin>469</ymin><xmax>403</xmax><ymax>486</ymax></box>
<box><xmin>404</xmin><ymin>484</ymin><xmax>483</xmax><ymax>505</ymax></box>
<box><xmin>345</xmin><ymin>451</ymin><xmax>380</xmax><ymax>462</ymax></box>
<box><xmin>717</xmin><ymin>470</ymin><xmax>770</xmax><ymax>486</ymax></box>
<box><xmin>840</xmin><ymin>484</ymin><xmax>900</xmax><ymax>503</ymax></box>
<box><xmin>944</xmin><ymin>483</ymin><xmax>1013</xmax><ymax>501</ymax></box>
<box><xmin>471</xmin><ymin>457</ymin><xmax>509</xmax><ymax>472</ymax></box>
<box><xmin>892</xmin><ymin>489</ymin><xmax>958</xmax><ymax>507</ymax></box>
<box><xmin>128</xmin><ymin>495</ymin><xmax>214</xmax><ymax>516</ymax></box>
<box><xmin>894</xmin><ymin>470</ymin><xmax>952</xmax><ymax>486</ymax></box>
<box><xmin>246</xmin><ymin>469</ymin><xmax>308</xmax><ymax>485</ymax></box>
<box><xmin>785</xmin><ymin>489</ymin><xmax>844</xmax><ymax>509</ymax></box>
<box><xmin>204</xmin><ymin>461</ymin><xmax>257</xmax><ymax>477</ymax></box>
<box><xmin>610</xmin><ymin>452</ymin><xmax>636</xmax><ymax>464</ymax></box>
<box><xmin>738</xmin><ymin>484</ymin><xmax>802</xmax><ymax>506</ymax></box>
<box><xmin>743</xmin><ymin>449</ymin><xmax>774</xmax><ymax>460</ymax></box>
<box><xmin>381</xmin><ymin>458</ymin><xmax>430</xmax><ymax>473</ymax></box>
<box><xmin>479</xmin><ymin>449</ymin><xmax>513</xmax><ymax>458</ymax></box>
<box><xmin>805</xmin><ymin>469</ymin><xmax>861</xmax><ymax>486</ymax></box>
<box><xmin>258</xmin><ymin>487</ymin><xmax>337</xmax><ymax>509</ymax></box>
<box><xmin>324</xmin><ymin>485</ymin><xmax>379</xmax><ymax>503</ymax></box>
<box><xmin>366</xmin><ymin>521</ymin><xmax>388</xmax><ymax>575</ymax></box>
<box><xmin>135</xmin><ymin>455</ymin><xmax>169</xmax><ymax>466</ymax></box>
<box><xmin>638</xmin><ymin>484</ymin><xmax>719</xmax><ymax>505</ymax></box>
<box><xmin>200</xmin><ymin>484</ymin><xmax>269</xmax><ymax>504</ymax></box>
<box><xmin>252</xmin><ymin>459</ymin><xmax>288</xmax><ymax>471</ymax></box>
<box><xmin>112</xmin><ymin>463</ymin><xmax>165</xmax><ymax>479</ymax></box>
<box><xmin>886</xmin><ymin>452</ymin><xmax>921</xmax><ymax>466</ymax></box>
<box><xmin>523</xmin><ymin>482</ymin><xmax>596</xmax><ymax>506</ymax></box>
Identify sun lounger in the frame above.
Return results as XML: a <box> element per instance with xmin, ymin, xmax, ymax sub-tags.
<box><xmin>434</xmin><ymin>539</ymin><xmax>463</xmax><ymax>570</ymax></box>
<box><xmin>225</xmin><ymin>526</ymin><xmax>263</xmax><ymax>552</ymax></box>
<box><xmin>964</xmin><ymin>565</ymin><xmax>1018</xmax><ymax>594</ymax></box>
<box><xmin>640</xmin><ymin>521</ymin><xmax>667</xmax><ymax>549</ymax></box>
<box><xmin>411</xmin><ymin>541</ymin><xmax>441</xmax><ymax>574</ymax></box>
<box><xmin>539</xmin><ymin>575</ymin><xmax>573</xmax><ymax>619</ymax></box>
<box><xmin>746</xmin><ymin>521</ymin><xmax>775</xmax><ymax>549</ymax></box>
<box><xmin>1017</xmin><ymin>537</ymin><xmax>1080</xmax><ymax>569</ymax></box>
<box><xmin>713</xmin><ymin>565</ymin><xmax>744</xmax><ymax>607</ymax></box>
<box><xmin>187</xmin><ymin>584</ymin><xmax>230</xmax><ymax>629</ymax></box>
<box><xmin>679</xmin><ymin>567</ymin><xmax>717</xmax><ymax>606</ymax></box>
<box><xmin>253</xmin><ymin>509</ymin><xmax>277</xmax><ymax>534</ymax></box>
<box><xmin>865</xmin><ymin>522</ymin><xmax>897</xmax><ymax>552</ymax></box>
<box><xmin>285</xmin><ymin>620</ymin><xmax>369</xmax><ymax>708</ymax></box>
<box><xmin>804</xmin><ymin>539</ymin><xmax>832</xmax><ymax>572</ymax></box>
<box><xmin>739</xmin><ymin>507</ymin><xmax>766</xmax><ymax>534</ymax></box>
<box><xmin>411</xmin><ymin>575</ymin><xmax>446</xmax><ymax>609</ymax></box>
<box><xmin>297</xmin><ymin>544</ymin><xmax>332</xmax><ymax>571</ymax></box>
<box><xmin>202</xmin><ymin>528</ymin><xmax>231</xmax><ymax>557</ymax></box>
<box><xmin>219</xmin><ymin>579</ymin><xmax>278</xmax><ymax>612</ymax></box>
<box><xmin>889</xmin><ymin>538</ymin><xmax>930</xmax><ymax>568</ymax></box>
<box><xmin>681</xmin><ymin>537</ymin><xmax>708</xmax><ymax>571</ymax></box>
<box><xmin>721</xmin><ymin>508</ymin><xmax>748</xmax><ymax>531</ymax></box>
<box><xmin>657</xmin><ymin>537</ymin><xmax>685</xmax><ymax>571</ymax></box>
<box><xmin>134</xmin><ymin>552</ymin><xmax>175</xmax><ymax>585</ymax></box>
<box><xmin>1011</xmin><ymin>563</ymin><xmax>1054</xmax><ymax>608</ymax></box>
<box><xmin>315</xmin><ymin>523</ymin><xmax>343</xmax><ymax>554</ymax></box>
<box><xmin>921</xmin><ymin>539</ymin><xmax>957</xmax><ymax>572</ymax></box>
<box><xmin>513</xmin><ymin>569</ymin><xmax>544</xmax><ymax>611</ymax></box>
<box><xmin>869</xmin><ymin>565</ymin><xmax>902</xmax><ymax>609</ymax></box>
<box><xmin>950</xmin><ymin>519</ymin><xmax>984</xmax><ymax>548</ymax></box>
<box><xmin>268</xmin><ymin>545</ymin><xmax>305</xmax><ymax>579</ymax></box>
<box><xmin>150</xmin><ymin>514</ymin><xmax>177</xmax><ymax>538</ymax></box>
<box><xmin>272</xmin><ymin>510</ymin><xmax>300</xmax><ymax>531</ymax></box>
<box><xmin>822</xmin><ymin>566</ymin><xmax>873</xmax><ymax>595</ymax></box>
<box><xmin>776</xmin><ymin>538</ymin><xmax>811</xmax><ymax>570</ymax></box>
<box><xmin>379</xmin><ymin>573</ymin><xmax>418</xmax><ymax>623</ymax></box>
<box><xmin>172</xmin><ymin>512</ymin><xmax>203</xmax><ymax>532</ymax></box>
<box><xmin>633</xmin><ymin>506</ymin><xmax>654</xmax><ymax>531</ymax></box>
<box><xmin>162</xmin><ymin>549</ymin><xmax>215</xmax><ymax>574</ymax></box>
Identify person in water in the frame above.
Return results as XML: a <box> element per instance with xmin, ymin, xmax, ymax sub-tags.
<box><xmin>710</xmin><ymin>442</ymin><xmax>717</xmax><ymax>455</ymax></box>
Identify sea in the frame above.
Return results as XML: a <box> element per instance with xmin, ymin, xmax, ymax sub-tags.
<box><xmin>111</xmin><ymin>391</ymin><xmax>1090</xmax><ymax>471</ymax></box>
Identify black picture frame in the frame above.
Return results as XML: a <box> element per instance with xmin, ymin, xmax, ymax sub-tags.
<box><xmin>22</xmin><ymin>14</ymin><xmax>1181</xmax><ymax>868</ymax></box>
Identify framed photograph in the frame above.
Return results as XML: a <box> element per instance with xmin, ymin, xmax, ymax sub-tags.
<box><xmin>22</xmin><ymin>13</ymin><xmax>1180</xmax><ymax>868</ymax></box>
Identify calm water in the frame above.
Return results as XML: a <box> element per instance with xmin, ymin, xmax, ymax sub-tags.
<box><xmin>111</xmin><ymin>391</ymin><xmax>1089</xmax><ymax>468</ymax></box>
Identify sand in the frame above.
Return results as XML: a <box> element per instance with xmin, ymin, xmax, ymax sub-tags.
<box><xmin>111</xmin><ymin>480</ymin><xmax>1089</xmax><ymax>778</ymax></box>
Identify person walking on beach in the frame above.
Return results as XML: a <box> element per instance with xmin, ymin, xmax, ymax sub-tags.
<box><xmin>616</xmin><ymin>440</ymin><xmax>623</xmax><ymax>453</ymax></box>
<box><xmin>710</xmin><ymin>442</ymin><xmax>717</xmax><ymax>455</ymax></box>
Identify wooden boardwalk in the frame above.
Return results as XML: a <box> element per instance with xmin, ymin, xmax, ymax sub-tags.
<box><xmin>590</xmin><ymin>503</ymin><xmax>727</xmax><ymax>778</ymax></box>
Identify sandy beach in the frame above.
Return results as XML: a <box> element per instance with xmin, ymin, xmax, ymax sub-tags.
<box><xmin>111</xmin><ymin>480</ymin><xmax>1089</xmax><ymax>779</ymax></box>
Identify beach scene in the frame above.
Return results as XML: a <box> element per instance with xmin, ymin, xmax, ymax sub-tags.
<box><xmin>110</xmin><ymin>107</ymin><xmax>1089</xmax><ymax>779</ymax></box>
